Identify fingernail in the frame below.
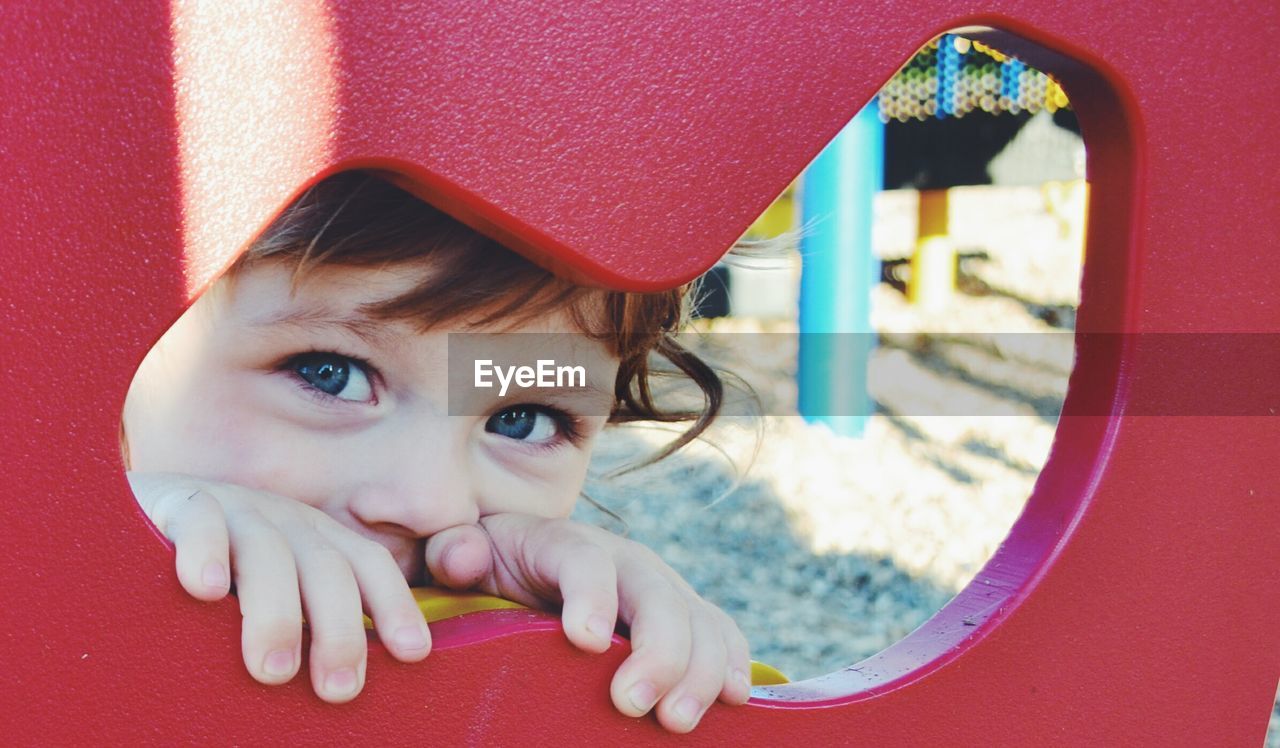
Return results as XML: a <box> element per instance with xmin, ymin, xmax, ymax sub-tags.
<box><xmin>325</xmin><ymin>667</ymin><xmax>358</xmax><ymax>697</ymax></box>
<box><xmin>627</xmin><ymin>681</ymin><xmax>657</xmax><ymax>713</ymax></box>
<box><xmin>674</xmin><ymin>695</ymin><xmax>703</xmax><ymax>728</ymax></box>
<box><xmin>263</xmin><ymin>649</ymin><xmax>295</xmax><ymax>678</ymax></box>
<box><xmin>733</xmin><ymin>668</ymin><xmax>750</xmax><ymax>690</ymax></box>
<box><xmin>201</xmin><ymin>562</ymin><xmax>228</xmax><ymax>589</ymax></box>
<box><xmin>586</xmin><ymin>615</ymin><xmax>613</xmax><ymax>642</ymax></box>
<box><xmin>393</xmin><ymin>624</ymin><xmax>429</xmax><ymax>651</ymax></box>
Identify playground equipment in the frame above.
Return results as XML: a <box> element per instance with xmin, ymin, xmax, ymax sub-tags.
<box><xmin>762</xmin><ymin>36</ymin><xmax>1076</xmax><ymax>436</ymax></box>
<box><xmin>2</xmin><ymin>1</ymin><xmax>1277</xmax><ymax>744</ymax></box>
<box><xmin>890</xmin><ymin>34</ymin><xmax>1075</xmax><ymax>311</ymax></box>
<box><xmin>879</xmin><ymin>34</ymin><xmax>1070</xmax><ymax>122</ymax></box>
<box><xmin>907</xmin><ymin>188</ymin><xmax>959</xmax><ymax>310</ymax></box>
<box><xmin>797</xmin><ymin>102</ymin><xmax>882</xmax><ymax>437</ymax></box>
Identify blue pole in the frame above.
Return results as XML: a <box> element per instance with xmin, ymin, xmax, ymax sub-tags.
<box><xmin>797</xmin><ymin>100</ymin><xmax>882</xmax><ymax>437</ymax></box>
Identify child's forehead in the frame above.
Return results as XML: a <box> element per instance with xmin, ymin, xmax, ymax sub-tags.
<box><xmin>226</xmin><ymin>260</ymin><xmax>420</xmax><ymax>317</ymax></box>
<box><xmin>223</xmin><ymin>258</ymin><xmax>608</xmax><ymax>339</ymax></box>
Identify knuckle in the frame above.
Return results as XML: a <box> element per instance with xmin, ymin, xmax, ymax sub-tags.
<box><xmin>544</xmin><ymin>517</ymin><xmax>580</xmax><ymax>534</ymax></box>
<box><xmin>679</xmin><ymin>656</ymin><xmax>729</xmax><ymax>700</ymax></box>
<box><xmin>298</xmin><ymin>542</ymin><xmax>350</xmax><ymax>573</ymax></box>
<box><xmin>681</xmin><ymin>670</ymin><xmax>725</xmax><ymax>702</ymax></box>
<box><xmin>150</xmin><ymin>488</ymin><xmax>198</xmax><ymax>533</ymax></box>
<box><xmin>531</xmin><ymin>518</ymin><xmax>576</xmax><ymax>547</ymax></box>
<box><xmin>613</xmin><ymin>536</ymin><xmax>653</xmax><ymax>561</ymax></box>
<box><xmin>225</xmin><ymin>506</ymin><xmax>276</xmax><ymax>540</ymax></box>
<box><xmin>706</xmin><ymin>606</ymin><xmax>741</xmax><ymax>638</ymax></box>
<box><xmin>652</xmin><ymin>658</ymin><xmax>690</xmax><ymax>687</ymax></box>
<box><xmin>246</xmin><ymin>614</ymin><xmax>302</xmax><ymax>648</ymax></box>
<box><xmin>632</xmin><ymin>587</ymin><xmax>690</xmax><ymax>628</ymax></box>
<box><xmin>696</xmin><ymin>619</ymin><xmax>737</xmax><ymax>666</ymax></box>
<box><xmin>312</xmin><ymin>627</ymin><xmax>370</xmax><ymax>658</ymax></box>
<box><xmin>232</xmin><ymin>527</ymin><xmax>296</xmax><ymax>570</ymax></box>
<box><xmin>570</xmin><ymin>541</ymin><xmax>613</xmax><ymax>570</ymax></box>
<box><xmin>658</xmin><ymin>590</ymin><xmax>692</xmax><ymax>621</ymax></box>
<box><xmin>550</xmin><ymin>517</ymin><xmax>607</xmax><ymax>546</ymax></box>
<box><xmin>619</xmin><ymin>547</ymin><xmax>668</xmax><ymax>579</ymax></box>
<box><xmin>635</xmin><ymin>647</ymin><xmax>688</xmax><ymax>686</ymax></box>
<box><xmin>693</xmin><ymin>615</ymin><xmax>729</xmax><ymax>655</ymax></box>
<box><xmin>725</xmin><ymin>620</ymin><xmax>750</xmax><ymax>654</ymax></box>
<box><xmin>301</xmin><ymin>504</ymin><xmax>346</xmax><ymax>534</ymax></box>
<box><xmin>358</xmin><ymin>538</ymin><xmax>397</xmax><ymax>567</ymax></box>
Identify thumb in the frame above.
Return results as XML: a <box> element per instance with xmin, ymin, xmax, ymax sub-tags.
<box><xmin>423</xmin><ymin>524</ymin><xmax>494</xmax><ymax>591</ymax></box>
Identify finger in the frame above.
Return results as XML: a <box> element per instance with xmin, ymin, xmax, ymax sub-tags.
<box><xmin>478</xmin><ymin>516</ymin><xmax>618</xmax><ymax>652</ymax></box>
<box><xmin>318</xmin><ymin>527</ymin><xmax>431</xmax><ymax>664</ymax></box>
<box><xmin>423</xmin><ymin>524</ymin><xmax>493</xmax><ymax>591</ymax></box>
<box><xmin>285</xmin><ymin>527</ymin><xmax>368</xmax><ymax>704</ymax></box>
<box><xmin>716</xmin><ymin>612</ymin><xmax>753</xmax><ymax>705</ymax></box>
<box><xmin>653</xmin><ymin>609</ymin><xmax>728</xmax><ymax>733</ymax></box>
<box><xmin>163</xmin><ymin>489</ymin><xmax>231</xmax><ymax>601</ymax></box>
<box><xmin>551</xmin><ymin>542</ymin><xmax>618</xmax><ymax>654</ymax></box>
<box><xmin>608</xmin><ymin>568</ymin><xmax>692</xmax><ymax>721</ymax></box>
<box><xmin>224</xmin><ymin>508</ymin><xmax>303</xmax><ymax>687</ymax></box>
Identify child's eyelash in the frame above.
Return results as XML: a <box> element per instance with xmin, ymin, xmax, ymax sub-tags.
<box><xmin>277</xmin><ymin>348</ymin><xmax>380</xmax><ymax>404</ymax></box>
<box><xmin>540</xmin><ymin>405</ymin><xmax>586</xmax><ymax>447</ymax></box>
<box><xmin>496</xmin><ymin>403</ymin><xmax>587</xmax><ymax>451</ymax></box>
<box><xmin>278</xmin><ymin>347</ymin><xmax>375</xmax><ymax>368</ymax></box>
<box><xmin>272</xmin><ymin>351</ymin><xmax>588</xmax><ymax>448</ymax></box>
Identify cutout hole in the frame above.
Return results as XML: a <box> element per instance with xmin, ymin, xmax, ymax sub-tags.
<box><xmin>576</xmin><ymin>28</ymin><xmax>1113</xmax><ymax>695</ymax></box>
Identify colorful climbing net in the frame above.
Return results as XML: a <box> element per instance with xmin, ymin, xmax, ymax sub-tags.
<box><xmin>878</xmin><ymin>34</ymin><xmax>1071</xmax><ymax>122</ymax></box>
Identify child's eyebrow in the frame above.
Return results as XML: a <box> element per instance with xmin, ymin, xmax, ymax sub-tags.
<box><xmin>248</xmin><ymin>306</ymin><xmax>398</xmax><ymax>348</ymax></box>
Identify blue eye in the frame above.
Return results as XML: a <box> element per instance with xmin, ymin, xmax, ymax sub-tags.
<box><xmin>485</xmin><ymin>406</ymin><xmax>561</xmax><ymax>443</ymax></box>
<box><xmin>292</xmin><ymin>352</ymin><xmax>374</xmax><ymax>402</ymax></box>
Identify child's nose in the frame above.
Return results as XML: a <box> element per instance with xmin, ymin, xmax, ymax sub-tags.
<box><xmin>344</xmin><ymin>437</ymin><xmax>479</xmax><ymax>539</ymax></box>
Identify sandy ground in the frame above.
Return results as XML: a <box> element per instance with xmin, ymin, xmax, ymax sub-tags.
<box><xmin>572</xmin><ymin>186</ymin><xmax>1280</xmax><ymax>741</ymax></box>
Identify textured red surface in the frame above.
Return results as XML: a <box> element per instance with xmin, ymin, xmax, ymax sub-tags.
<box><xmin>2</xmin><ymin>1</ymin><xmax>1278</xmax><ymax>745</ymax></box>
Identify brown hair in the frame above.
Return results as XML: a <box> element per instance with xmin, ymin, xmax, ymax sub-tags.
<box><xmin>237</xmin><ymin>170</ymin><xmax>722</xmax><ymax>465</ymax></box>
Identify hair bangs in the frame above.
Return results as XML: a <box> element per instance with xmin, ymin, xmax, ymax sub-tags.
<box><xmin>235</xmin><ymin>170</ymin><xmax>723</xmax><ymax>464</ymax></box>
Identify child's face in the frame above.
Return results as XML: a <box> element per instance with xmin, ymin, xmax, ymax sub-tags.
<box><xmin>124</xmin><ymin>259</ymin><xmax>619</xmax><ymax>583</ymax></box>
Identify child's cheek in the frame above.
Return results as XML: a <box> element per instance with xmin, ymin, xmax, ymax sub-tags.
<box><xmin>214</xmin><ymin>428</ymin><xmax>325</xmax><ymax>506</ymax></box>
<box><xmin>175</xmin><ymin>388</ymin><xmax>317</xmax><ymax>502</ymax></box>
<box><xmin>472</xmin><ymin>444</ymin><xmax>589</xmax><ymax>519</ymax></box>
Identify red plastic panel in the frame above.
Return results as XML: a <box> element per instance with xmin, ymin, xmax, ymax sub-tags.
<box><xmin>2</xmin><ymin>1</ymin><xmax>1278</xmax><ymax>745</ymax></box>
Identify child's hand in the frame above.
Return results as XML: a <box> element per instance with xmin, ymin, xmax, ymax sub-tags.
<box><xmin>424</xmin><ymin>514</ymin><xmax>753</xmax><ymax>733</ymax></box>
<box><xmin>129</xmin><ymin>471</ymin><xmax>751</xmax><ymax>730</ymax></box>
<box><xmin>127</xmin><ymin>472</ymin><xmax>432</xmax><ymax>703</ymax></box>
